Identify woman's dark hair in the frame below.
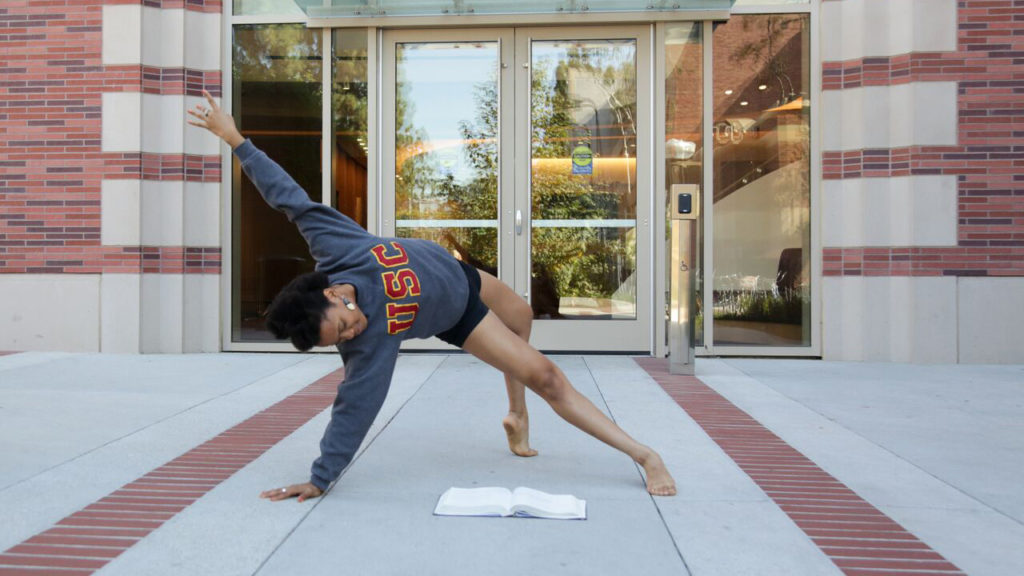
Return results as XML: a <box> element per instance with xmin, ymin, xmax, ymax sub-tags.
<box><xmin>265</xmin><ymin>271</ymin><xmax>332</xmax><ymax>351</ymax></box>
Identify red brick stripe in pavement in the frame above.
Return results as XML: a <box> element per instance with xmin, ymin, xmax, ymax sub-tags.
<box><xmin>634</xmin><ymin>358</ymin><xmax>966</xmax><ymax>576</ymax></box>
<box><xmin>0</xmin><ymin>368</ymin><xmax>342</xmax><ymax>576</ymax></box>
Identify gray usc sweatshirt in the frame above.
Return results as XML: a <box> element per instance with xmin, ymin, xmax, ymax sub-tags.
<box><xmin>234</xmin><ymin>140</ymin><xmax>470</xmax><ymax>490</ymax></box>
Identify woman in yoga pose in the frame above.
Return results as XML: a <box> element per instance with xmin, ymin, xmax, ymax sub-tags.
<box><xmin>188</xmin><ymin>91</ymin><xmax>676</xmax><ymax>501</ymax></box>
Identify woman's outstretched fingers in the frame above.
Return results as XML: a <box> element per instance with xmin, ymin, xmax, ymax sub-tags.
<box><xmin>259</xmin><ymin>482</ymin><xmax>323</xmax><ymax>502</ymax></box>
<box><xmin>202</xmin><ymin>89</ymin><xmax>220</xmax><ymax>112</ymax></box>
<box><xmin>186</xmin><ymin>92</ymin><xmax>245</xmax><ymax>148</ymax></box>
<box><xmin>259</xmin><ymin>485</ymin><xmax>294</xmax><ymax>501</ymax></box>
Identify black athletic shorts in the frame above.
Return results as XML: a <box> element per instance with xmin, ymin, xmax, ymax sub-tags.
<box><xmin>436</xmin><ymin>261</ymin><xmax>490</xmax><ymax>347</ymax></box>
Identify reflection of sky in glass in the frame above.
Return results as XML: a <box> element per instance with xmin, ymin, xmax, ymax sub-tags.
<box><xmin>233</xmin><ymin>0</ymin><xmax>307</xmax><ymax>17</ymax></box>
<box><xmin>397</xmin><ymin>43</ymin><xmax>497</xmax><ymax>185</ymax></box>
<box><xmin>530</xmin><ymin>40</ymin><xmax>636</xmax><ymax>158</ymax></box>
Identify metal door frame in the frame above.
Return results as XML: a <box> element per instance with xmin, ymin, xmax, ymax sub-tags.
<box><xmin>380</xmin><ymin>25</ymin><xmax>653</xmax><ymax>353</ymax></box>
<box><xmin>514</xmin><ymin>25</ymin><xmax>653</xmax><ymax>352</ymax></box>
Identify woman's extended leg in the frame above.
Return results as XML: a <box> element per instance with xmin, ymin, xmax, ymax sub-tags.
<box><xmin>461</xmin><ymin>311</ymin><xmax>677</xmax><ymax>496</ymax></box>
<box><xmin>475</xmin><ymin>269</ymin><xmax>537</xmax><ymax>457</ymax></box>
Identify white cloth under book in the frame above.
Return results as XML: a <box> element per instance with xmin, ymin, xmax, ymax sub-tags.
<box><xmin>434</xmin><ymin>486</ymin><xmax>587</xmax><ymax>520</ymax></box>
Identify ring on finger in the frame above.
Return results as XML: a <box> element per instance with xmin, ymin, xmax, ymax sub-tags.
<box><xmin>203</xmin><ymin>109</ymin><xmax>210</xmax><ymax>118</ymax></box>
<box><xmin>280</xmin><ymin>488</ymin><xmax>287</xmax><ymax>493</ymax></box>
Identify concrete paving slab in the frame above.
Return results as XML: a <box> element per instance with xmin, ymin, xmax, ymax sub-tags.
<box><xmin>258</xmin><ymin>357</ymin><xmax>685</xmax><ymax>575</ymax></box>
<box><xmin>260</xmin><ymin>492</ymin><xmax>685</xmax><ymax>576</ymax></box>
<box><xmin>0</xmin><ymin>351</ymin><xmax>74</xmax><ymax>372</ymax></box>
<box><xmin>96</xmin><ymin>355</ymin><xmax>446</xmax><ymax>576</ymax></box>
<box><xmin>882</xmin><ymin>506</ymin><xmax>1024</xmax><ymax>576</ymax></box>
<box><xmin>725</xmin><ymin>359</ymin><xmax>1024</xmax><ymax>521</ymax></box>
<box><xmin>0</xmin><ymin>353</ymin><xmax>311</xmax><ymax>488</ymax></box>
<box><xmin>358</xmin><ymin>361</ymin><xmax>633</xmax><ymax>496</ymax></box>
<box><xmin>659</xmin><ymin>500</ymin><xmax>842</xmax><ymax>576</ymax></box>
<box><xmin>584</xmin><ymin>356</ymin><xmax>772</xmax><ymax>503</ymax></box>
<box><xmin>699</xmin><ymin>359</ymin><xmax>1024</xmax><ymax>576</ymax></box>
<box><xmin>585</xmin><ymin>357</ymin><xmax>843</xmax><ymax>576</ymax></box>
<box><xmin>0</xmin><ymin>354</ymin><xmax>336</xmax><ymax>552</ymax></box>
<box><xmin>332</xmin><ymin>355</ymin><xmax>648</xmax><ymax>499</ymax></box>
<box><xmin>2</xmin><ymin>353</ymin><xmax>1021</xmax><ymax>576</ymax></box>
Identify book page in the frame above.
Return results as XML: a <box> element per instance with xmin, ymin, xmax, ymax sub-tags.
<box><xmin>433</xmin><ymin>487</ymin><xmax>513</xmax><ymax>517</ymax></box>
<box><xmin>510</xmin><ymin>487</ymin><xmax>587</xmax><ymax>520</ymax></box>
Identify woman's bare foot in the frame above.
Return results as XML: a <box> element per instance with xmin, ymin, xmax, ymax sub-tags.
<box><xmin>502</xmin><ymin>412</ymin><xmax>538</xmax><ymax>457</ymax></box>
<box><xmin>638</xmin><ymin>450</ymin><xmax>676</xmax><ymax>496</ymax></box>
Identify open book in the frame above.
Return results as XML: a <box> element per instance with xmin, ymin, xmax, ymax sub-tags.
<box><xmin>434</xmin><ymin>487</ymin><xmax>586</xmax><ymax>520</ymax></box>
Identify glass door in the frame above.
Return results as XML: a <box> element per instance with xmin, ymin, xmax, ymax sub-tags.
<box><xmin>382</xmin><ymin>27</ymin><xmax>652</xmax><ymax>352</ymax></box>
<box><xmin>382</xmin><ymin>30</ymin><xmax>510</xmax><ymax>281</ymax></box>
<box><xmin>515</xmin><ymin>27</ymin><xmax>652</xmax><ymax>351</ymax></box>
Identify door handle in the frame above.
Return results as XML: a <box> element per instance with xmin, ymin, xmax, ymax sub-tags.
<box><xmin>515</xmin><ymin>209</ymin><xmax>523</xmax><ymax>236</ymax></box>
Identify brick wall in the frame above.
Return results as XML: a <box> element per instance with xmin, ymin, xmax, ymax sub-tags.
<box><xmin>822</xmin><ymin>0</ymin><xmax>1024</xmax><ymax>278</ymax></box>
<box><xmin>0</xmin><ymin>0</ymin><xmax>222</xmax><ymax>277</ymax></box>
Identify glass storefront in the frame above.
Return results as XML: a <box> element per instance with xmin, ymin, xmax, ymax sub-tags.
<box><xmin>231</xmin><ymin>24</ymin><xmax>322</xmax><ymax>342</ymax></box>
<box><xmin>332</xmin><ymin>30</ymin><xmax>369</xmax><ymax>230</ymax></box>
<box><xmin>392</xmin><ymin>41</ymin><xmax>501</xmax><ymax>273</ymax></box>
<box><xmin>711</xmin><ymin>14</ymin><xmax>811</xmax><ymax>347</ymax></box>
<box><xmin>231</xmin><ymin>26</ymin><xmax>369</xmax><ymax>343</ymax></box>
<box><xmin>226</xmin><ymin>5</ymin><xmax>815</xmax><ymax>353</ymax></box>
<box><xmin>664</xmin><ymin>22</ymin><xmax>703</xmax><ymax>346</ymax></box>
<box><xmin>529</xmin><ymin>39</ymin><xmax>639</xmax><ymax>320</ymax></box>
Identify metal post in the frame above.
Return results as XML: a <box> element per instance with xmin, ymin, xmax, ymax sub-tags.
<box><xmin>668</xmin><ymin>183</ymin><xmax>699</xmax><ymax>375</ymax></box>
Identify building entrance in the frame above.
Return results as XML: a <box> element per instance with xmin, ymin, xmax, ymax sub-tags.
<box><xmin>382</xmin><ymin>27</ymin><xmax>653</xmax><ymax>352</ymax></box>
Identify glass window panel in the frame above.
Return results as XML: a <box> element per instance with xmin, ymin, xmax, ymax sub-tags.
<box><xmin>732</xmin><ymin>0</ymin><xmax>808</xmax><ymax>6</ymax></box>
<box><xmin>333</xmin><ymin>30</ymin><xmax>369</xmax><ymax>229</ymax></box>
<box><xmin>665</xmin><ymin>22</ymin><xmax>703</xmax><ymax>346</ymax></box>
<box><xmin>530</xmin><ymin>39</ymin><xmax>638</xmax><ymax>320</ymax></box>
<box><xmin>711</xmin><ymin>14</ymin><xmax>811</xmax><ymax>347</ymax></box>
<box><xmin>232</xmin><ymin>24</ymin><xmax>322</xmax><ymax>342</ymax></box>
<box><xmin>312</xmin><ymin>0</ymin><xmax>732</xmax><ymax>17</ymax></box>
<box><xmin>394</xmin><ymin>42</ymin><xmax>500</xmax><ymax>274</ymax></box>
<box><xmin>233</xmin><ymin>0</ymin><xmax>312</xmax><ymax>17</ymax></box>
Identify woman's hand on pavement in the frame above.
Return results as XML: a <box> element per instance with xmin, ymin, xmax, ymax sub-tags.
<box><xmin>260</xmin><ymin>482</ymin><xmax>324</xmax><ymax>503</ymax></box>
<box><xmin>186</xmin><ymin>89</ymin><xmax>245</xmax><ymax>149</ymax></box>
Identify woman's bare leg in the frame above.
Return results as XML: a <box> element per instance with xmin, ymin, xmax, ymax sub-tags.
<box><xmin>476</xmin><ymin>269</ymin><xmax>537</xmax><ymax>457</ymax></box>
<box><xmin>462</xmin><ymin>312</ymin><xmax>677</xmax><ymax>496</ymax></box>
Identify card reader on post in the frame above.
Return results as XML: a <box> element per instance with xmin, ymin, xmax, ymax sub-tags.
<box><xmin>668</xmin><ymin>184</ymin><xmax>699</xmax><ymax>374</ymax></box>
<box><xmin>673</xmin><ymin>184</ymin><xmax>699</xmax><ymax>221</ymax></box>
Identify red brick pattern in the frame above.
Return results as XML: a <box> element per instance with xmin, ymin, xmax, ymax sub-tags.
<box><xmin>821</xmin><ymin>53</ymin><xmax>1007</xmax><ymax>90</ymax></box>
<box><xmin>635</xmin><ymin>358</ymin><xmax>966</xmax><ymax>576</ymax></box>
<box><xmin>0</xmin><ymin>1</ymin><xmax>222</xmax><ymax>276</ymax></box>
<box><xmin>103</xmin><ymin>66</ymin><xmax>221</xmax><ymax>96</ymax></box>
<box><xmin>822</xmin><ymin>146</ymin><xmax>1021</xmax><ymax>180</ymax></box>
<box><xmin>824</xmin><ymin>246</ymin><xmax>1024</xmax><ymax>277</ymax></box>
<box><xmin>0</xmin><ymin>367</ymin><xmax>341</xmax><ymax>575</ymax></box>
<box><xmin>141</xmin><ymin>153</ymin><xmax>223</xmax><ymax>182</ymax></box>
<box><xmin>822</xmin><ymin>0</ymin><xmax>1024</xmax><ymax>276</ymax></box>
<box><xmin>0</xmin><ymin>232</ymin><xmax>222</xmax><ymax>275</ymax></box>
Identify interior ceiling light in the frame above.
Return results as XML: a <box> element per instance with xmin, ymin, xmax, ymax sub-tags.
<box><xmin>724</xmin><ymin>89</ymin><xmax>733</xmax><ymax>95</ymax></box>
<box><xmin>758</xmin><ymin>84</ymin><xmax>767</xmax><ymax>90</ymax></box>
<box><xmin>740</xmin><ymin>101</ymin><xmax>748</xmax><ymax>106</ymax></box>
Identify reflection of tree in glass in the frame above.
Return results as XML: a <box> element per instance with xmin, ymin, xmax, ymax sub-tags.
<box><xmin>447</xmin><ymin>75</ymin><xmax>499</xmax><ymax>270</ymax></box>
<box><xmin>528</xmin><ymin>49</ymin><xmax>638</xmax><ymax>307</ymax></box>
<box><xmin>391</xmin><ymin>43</ymin><xmax>641</xmax><ymax>311</ymax></box>
<box><xmin>231</xmin><ymin>24</ymin><xmax>324</xmax><ymax>334</ymax></box>
<box><xmin>394</xmin><ymin>49</ymin><xmax>437</xmax><ymax>222</ymax></box>
<box><xmin>729</xmin><ymin>15</ymin><xmax>805</xmax><ymax>107</ymax></box>
<box><xmin>233</xmin><ymin>25</ymin><xmax>322</xmax><ymax>117</ymax></box>
<box><xmin>333</xmin><ymin>41</ymin><xmax>367</xmax><ymax>163</ymax></box>
<box><xmin>718</xmin><ymin>15</ymin><xmax>810</xmax><ymax>223</ymax></box>
<box><xmin>394</xmin><ymin>50</ymin><xmax>496</xmax><ymax>270</ymax></box>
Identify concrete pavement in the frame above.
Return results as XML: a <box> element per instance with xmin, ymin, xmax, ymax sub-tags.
<box><xmin>0</xmin><ymin>352</ymin><xmax>1021</xmax><ymax>575</ymax></box>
